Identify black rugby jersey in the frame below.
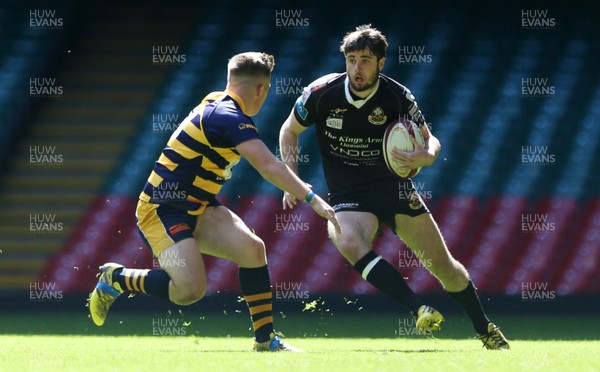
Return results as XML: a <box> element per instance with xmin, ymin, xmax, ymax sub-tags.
<box><xmin>293</xmin><ymin>73</ymin><xmax>427</xmax><ymax>198</ymax></box>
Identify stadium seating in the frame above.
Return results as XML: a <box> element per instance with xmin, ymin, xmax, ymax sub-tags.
<box><xmin>0</xmin><ymin>3</ymin><xmax>196</xmax><ymax>289</ymax></box>
<box><xmin>1</xmin><ymin>1</ymin><xmax>598</xmax><ymax>297</ymax></box>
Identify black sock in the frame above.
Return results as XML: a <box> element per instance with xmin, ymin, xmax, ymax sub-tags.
<box><xmin>112</xmin><ymin>268</ymin><xmax>171</xmax><ymax>301</ymax></box>
<box><xmin>446</xmin><ymin>280</ymin><xmax>490</xmax><ymax>334</ymax></box>
<box><xmin>239</xmin><ymin>265</ymin><xmax>274</xmax><ymax>343</ymax></box>
<box><xmin>354</xmin><ymin>251</ymin><xmax>424</xmax><ymax>315</ymax></box>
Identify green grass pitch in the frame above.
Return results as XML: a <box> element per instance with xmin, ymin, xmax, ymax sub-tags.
<box><xmin>1</xmin><ymin>312</ymin><xmax>598</xmax><ymax>371</ymax></box>
<box><xmin>4</xmin><ymin>336</ymin><xmax>600</xmax><ymax>371</ymax></box>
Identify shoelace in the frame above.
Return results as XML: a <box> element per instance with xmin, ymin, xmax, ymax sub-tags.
<box><xmin>480</xmin><ymin>328</ymin><xmax>506</xmax><ymax>348</ymax></box>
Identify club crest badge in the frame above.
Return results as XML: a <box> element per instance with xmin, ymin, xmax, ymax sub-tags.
<box><xmin>368</xmin><ymin>106</ymin><xmax>387</xmax><ymax>125</ymax></box>
<box><xmin>408</xmin><ymin>190</ymin><xmax>424</xmax><ymax>210</ymax></box>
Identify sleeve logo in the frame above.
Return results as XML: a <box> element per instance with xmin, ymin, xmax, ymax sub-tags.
<box><xmin>295</xmin><ymin>98</ymin><xmax>309</xmax><ymax>121</ymax></box>
<box><xmin>238</xmin><ymin>123</ymin><xmax>258</xmax><ymax>132</ymax></box>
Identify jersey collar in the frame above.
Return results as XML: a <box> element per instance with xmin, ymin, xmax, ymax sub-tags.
<box><xmin>224</xmin><ymin>89</ymin><xmax>249</xmax><ymax>116</ymax></box>
<box><xmin>344</xmin><ymin>76</ymin><xmax>380</xmax><ymax>109</ymax></box>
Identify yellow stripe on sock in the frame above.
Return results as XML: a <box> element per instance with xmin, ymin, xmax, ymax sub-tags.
<box><xmin>132</xmin><ymin>270</ymin><xmax>141</xmax><ymax>292</ymax></box>
<box><xmin>249</xmin><ymin>304</ymin><xmax>272</xmax><ymax>316</ymax></box>
<box><xmin>138</xmin><ymin>269</ymin><xmax>150</xmax><ymax>293</ymax></box>
<box><xmin>253</xmin><ymin>316</ymin><xmax>273</xmax><ymax>331</ymax></box>
<box><xmin>244</xmin><ymin>292</ymin><xmax>272</xmax><ymax>303</ymax></box>
<box><xmin>124</xmin><ymin>270</ymin><xmax>133</xmax><ymax>291</ymax></box>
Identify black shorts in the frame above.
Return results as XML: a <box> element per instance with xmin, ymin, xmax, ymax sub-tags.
<box><xmin>329</xmin><ymin>178</ymin><xmax>429</xmax><ymax>233</ymax></box>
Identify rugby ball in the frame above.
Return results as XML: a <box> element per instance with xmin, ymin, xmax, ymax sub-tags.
<box><xmin>382</xmin><ymin>118</ymin><xmax>426</xmax><ymax>178</ymax></box>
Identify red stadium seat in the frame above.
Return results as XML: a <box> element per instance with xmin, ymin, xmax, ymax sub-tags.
<box><xmin>466</xmin><ymin>196</ymin><xmax>527</xmax><ymax>293</ymax></box>
<box><xmin>555</xmin><ymin>199</ymin><xmax>600</xmax><ymax>294</ymax></box>
<box><xmin>502</xmin><ymin>197</ymin><xmax>577</xmax><ymax>295</ymax></box>
<box><xmin>41</xmin><ymin>192</ymin><xmax>598</xmax><ymax>298</ymax></box>
<box><xmin>44</xmin><ymin>195</ymin><xmax>139</xmax><ymax>292</ymax></box>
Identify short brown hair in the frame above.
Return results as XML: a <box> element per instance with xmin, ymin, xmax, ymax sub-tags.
<box><xmin>227</xmin><ymin>52</ymin><xmax>275</xmax><ymax>78</ymax></box>
<box><xmin>340</xmin><ymin>24</ymin><xmax>388</xmax><ymax>60</ymax></box>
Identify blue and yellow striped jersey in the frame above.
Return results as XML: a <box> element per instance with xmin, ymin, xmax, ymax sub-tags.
<box><xmin>140</xmin><ymin>91</ymin><xmax>261</xmax><ymax>214</ymax></box>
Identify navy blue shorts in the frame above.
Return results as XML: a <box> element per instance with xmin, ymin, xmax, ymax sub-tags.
<box><xmin>136</xmin><ymin>199</ymin><xmax>220</xmax><ymax>256</ymax></box>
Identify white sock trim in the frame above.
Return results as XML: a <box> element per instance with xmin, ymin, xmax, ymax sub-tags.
<box><xmin>361</xmin><ymin>256</ymin><xmax>382</xmax><ymax>280</ymax></box>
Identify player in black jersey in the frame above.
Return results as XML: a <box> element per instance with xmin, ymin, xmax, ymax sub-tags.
<box><xmin>279</xmin><ymin>25</ymin><xmax>509</xmax><ymax>349</ymax></box>
<box><xmin>89</xmin><ymin>52</ymin><xmax>341</xmax><ymax>352</ymax></box>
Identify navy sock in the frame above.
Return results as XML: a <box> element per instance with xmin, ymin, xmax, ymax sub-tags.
<box><xmin>354</xmin><ymin>251</ymin><xmax>424</xmax><ymax>315</ymax></box>
<box><xmin>239</xmin><ymin>265</ymin><xmax>274</xmax><ymax>343</ymax></box>
<box><xmin>447</xmin><ymin>280</ymin><xmax>490</xmax><ymax>334</ymax></box>
<box><xmin>112</xmin><ymin>268</ymin><xmax>171</xmax><ymax>301</ymax></box>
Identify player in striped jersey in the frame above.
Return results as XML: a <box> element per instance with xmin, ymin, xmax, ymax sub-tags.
<box><xmin>89</xmin><ymin>52</ymin><xmax>341</xmax><ymax>352</ymax></box>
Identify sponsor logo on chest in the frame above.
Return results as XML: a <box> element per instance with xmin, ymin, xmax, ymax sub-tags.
<box><xmin>326</xmin><ymin>107</ymin><xmax>347</xmax><ymax>129</ymax></box>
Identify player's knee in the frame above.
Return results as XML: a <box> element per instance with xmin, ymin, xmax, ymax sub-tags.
<box><xmin>334</xmin><ymin>233</ymin><xmax>369</xmax><ymax>263</ymax></box>
<box><xmin>246</xmin><ymin>237</ymin><xmax>267</xmax><ymax>266</ymax></box>
<box><xmin>171</xmin><ymin>282</ymin><xmax>206</xmax><ymax>305</ymax></box>
<box><xmin>234</xmin><ymin>236</ymin><xmax>266</xmax><ymax>267</ymax></box>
